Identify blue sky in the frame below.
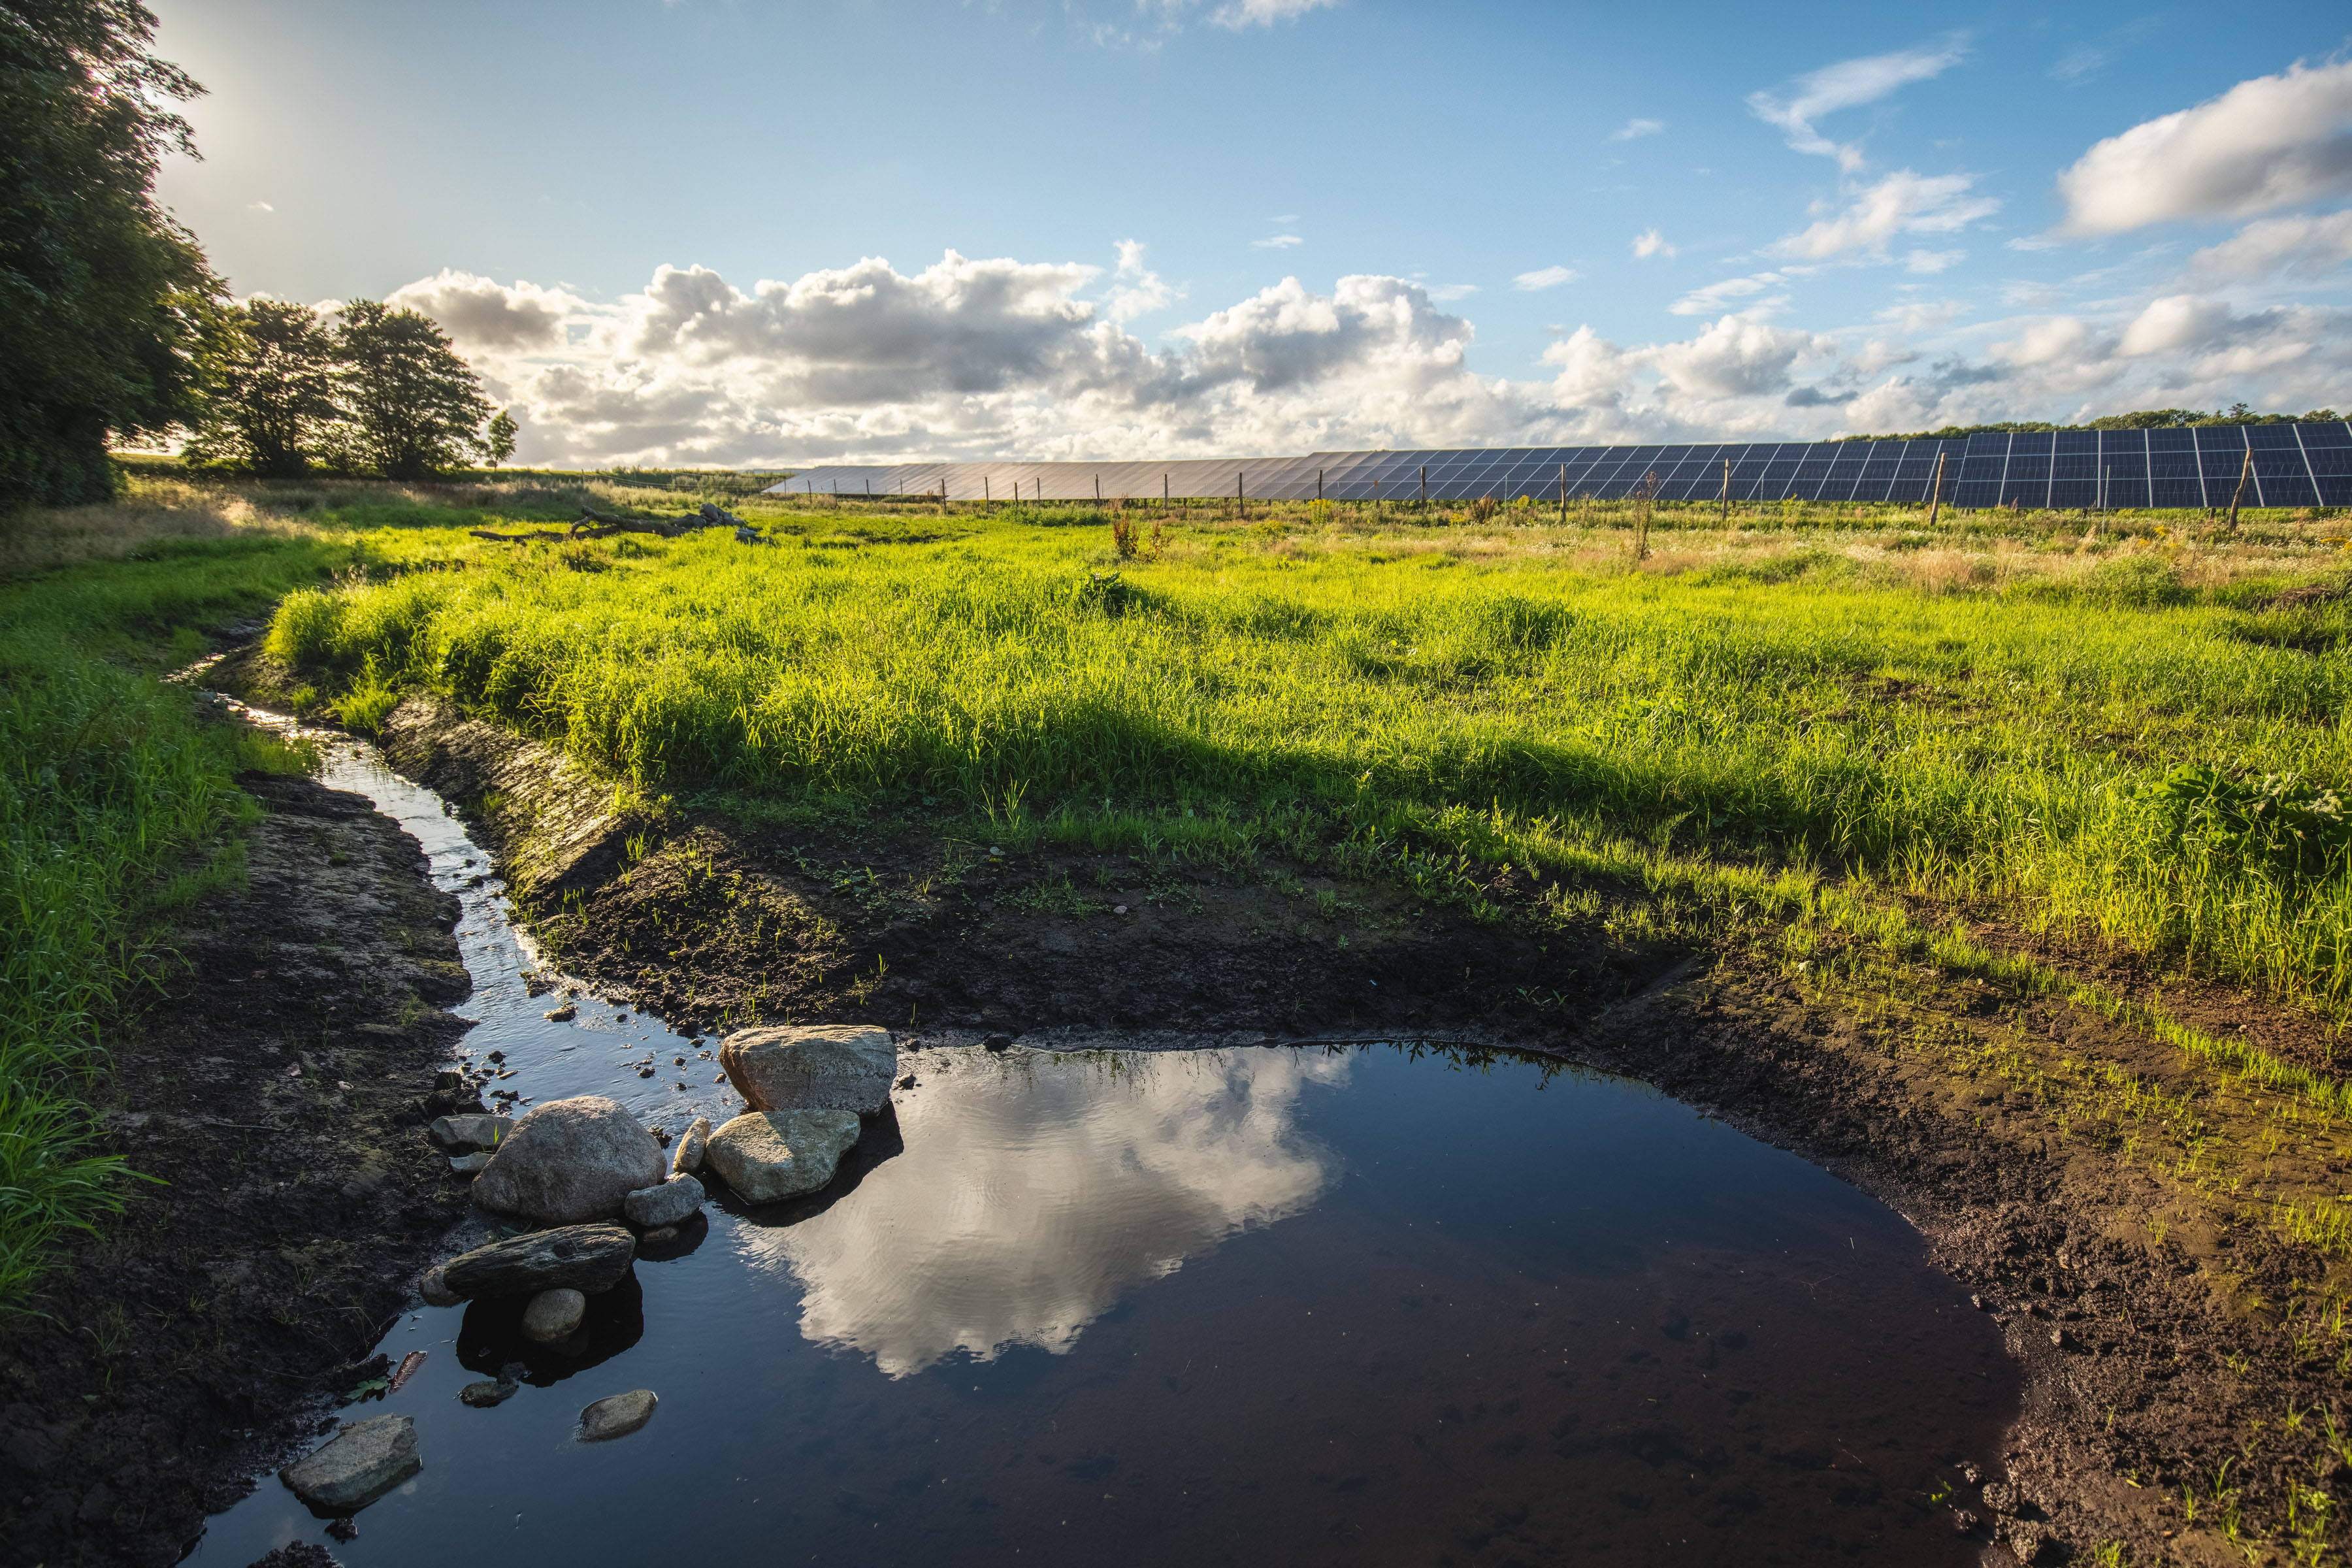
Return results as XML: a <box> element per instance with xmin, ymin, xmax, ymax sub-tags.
<box><xmin>152</xmin><ymin>0</ymin><xmax>2352</xmax><ymax>465</ymax></box>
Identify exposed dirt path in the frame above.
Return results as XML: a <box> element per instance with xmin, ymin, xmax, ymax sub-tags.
<box><xmin>0</xmin><ymin>773</ymin><xmax>476</xmax><ymax>1568</ymax></box>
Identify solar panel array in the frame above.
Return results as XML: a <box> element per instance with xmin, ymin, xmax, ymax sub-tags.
<box><xmin>764</xmin><ymin>422</ymin><xmax>2352</xmax><ymax>510</ymax></box>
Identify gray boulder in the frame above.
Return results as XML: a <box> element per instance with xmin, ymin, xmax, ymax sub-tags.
<box><xmin>280</xmin><ymin>1414</ymin><xmax>419</xmax><ymax>1514</ymax></box>
<box><xmin>623</xmin><ymin>1173</ymin><xmax>703</xmax><ymax>1228</ymax></box>
<box><xmin>428</xmin><ymin>1113</ymin><xmax>514</xmax><ymax>1154</ymax></box>
<box><xmin>418</xmin><ymin>1266</ymin><xmax>461</xmax><ymax>1307</ymax></box>
<box><xmin>439</xmin><ymin>1224</ymin><xmax>634</xmax><ymax>1300</ymax></box>
<box><xmin>704</xmin><ymin>1109</ymin><xmax>862</xmax><ymax>1203</ymax></box>
<box><xmin>521</xmin><ymin>1287</ymin><xmax>587</xmax><ymax>1343</ymax></box>
<box><xmin>578</xmin><ymin>1389</ymin><xmax>657</xmax><ymax>1442</ymax></box>
<box><xmin>670</xmin><ymin>1115</ymin><xmax>712</xmax><ymax>1175</ymax></box>
<box><xmin>718</xmin><ymin>1024</ymin><xmax>895</xmax><ymax>1116</ymax></box>
<box><xmin>470</xmin><ymin>1096</ymin><xmax>664</xmax><ymax>1222</ymax></box>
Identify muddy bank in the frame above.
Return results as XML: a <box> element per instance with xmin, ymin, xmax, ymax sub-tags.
<box><xmin>0</xmin><ymin>771</ymin><xmax>474</xmax><ymax>1568</ymax></box>
<box><xmin>338</xmin><ymin>687</ymin><xmax>2352</xmax><ymax>1565</ymax></box>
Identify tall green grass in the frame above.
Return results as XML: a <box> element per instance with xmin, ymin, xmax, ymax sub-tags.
<box><xmin>0</xmin><ymin>529</ymin><xmax>346</xmax><ymax>1305</ymax></box>
<box><xmin>273</xmin><ymin>515</ymin><xmax>2352</xmax><ymax>1024</ymax></box>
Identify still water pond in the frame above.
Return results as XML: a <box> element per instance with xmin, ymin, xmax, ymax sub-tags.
<box><xmin>189</xmin><ymin>730</ymin><xmax>2014</xmax><ymax>1567</ymax></box>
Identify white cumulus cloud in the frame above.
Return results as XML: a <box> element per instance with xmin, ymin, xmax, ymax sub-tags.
<box><xmin>2054</xmin><ymin>59</ymin><xmax>2352</xmax><ymax>237</ymax></box>
<box><xmin>1513</xmin><ymin>265</ymin><xmax>1579</xmax><ymax>291</ymax></box>
<box><xmin>1631</xmin><ymin>229</ymin><xmax>1677</xmax><ymax>259</ymax></box>
<box><xmin>2187</xmin><ymin>210</ymin><xmax>2352</xmax><ymax>283</ymax></box>
<box><xmin>385</xmin><ymin>240</ymin><xmax>2352</xmax><ymax>468</ymax></box>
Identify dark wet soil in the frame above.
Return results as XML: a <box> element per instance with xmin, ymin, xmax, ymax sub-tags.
<box><xmin>0</xmin><ymin>773</ymin><xmax>475</xmax><ymax>1568</ymax></box>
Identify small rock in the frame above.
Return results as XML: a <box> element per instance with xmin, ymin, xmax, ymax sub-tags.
<box><xmin>418</xmin><ymin>1267</ymin><xmax>461</xmax><ymax>1308</ymax></box>
<box><xmin>428</xmin><ymin>1113</ymin><xmax>514</xmax><ymax>1153</ymax></box>
<box><xmin>623</xmin><ymin>1174</ymin><xmax>704</xmax><ymax>1228</ymax></box>
<box><xmin>458</xmin><ymin>1379</ymin><xmax>516</xmax><ymax>1407</ymax></box>
<box><xmin>2050</xmin><ymin>1327</ymin><xmax>2077</xmax><ymax>1351</ymax></box>
<box><xmin>705</xmin><ymin>1108</ymin><xmax>862</xmax><ymax>1203</ymax></box>
<box><xmin>1969</xmin><ymin>1293</ymin><xmax>1985</xmax><ymax>1311</ymax></box>
<box><xmin>449</xmin><ymin>1152</ymin><xmax>491</xmax><ymax>1175</ymax></box>
<box><xmin>280</xmin><ymin>1414</ymin><xmax>420</xmax><ymax>1514</ymax></box>
<box><xmin>432</xmin><ymin>1070</ymin><xmax>464</xmax><ymax>1090</ymax></box>
<box><xmin>521</xmin><ymin>1288</ymin><xmax>587</xmax><ymax>1343</ymax></box>
<box><xmin>640</xmin><ymin>1226</ymin><xmax>678</xmax><ymax>1244</ymax></box>
<box><xmin>670</xmin><ymin>1116</ymin><xmax>711</xmax><ymax>1176</ymax></box>
<box><xmin>246</xmin><ymin>1544</ymin><xmax>342</xmax><ymax>1568</ymax></box>
<box><xmin>470</xmin><ymin>1096</ymin><xmax>666</xmax><ymax>1224</ymax></box>
<box><xmin>544</xmin><ymin>1005</ymin><xmax>576</xmax><ymax>1022</ymax></box>
<box><xmin>578</xmin><ymin>1389</ymin><xmax>657</xmax><ymax>1442</ymax></box>
<box><xmin>896</xmin><ymin>1073</ymin><xmax>916</xmax><ymax>1090</ymax></box>
<box><xmin>983</xmin><ymin>1034</ymin><xmax>1012</xmax><ymax>1053</ymax></box>
<box><xmin>1113</xmin><ymin>904</ymin><xmax>1128</xmax><ymax>915</ymax></box>
<box><xmin>325</xmin><ymin>1517</ymin><xmax>359</xmax><ymax>1543</ymax></box>
<box><xmin>717</xmin><ymin>1024</ymin><xmax>896</xmax><ymax>1115</ymax></box>
<box><xmin>438</xmin><ymin>1224</ymin><xmax>636</xmax><ymax>1299</ymax></box>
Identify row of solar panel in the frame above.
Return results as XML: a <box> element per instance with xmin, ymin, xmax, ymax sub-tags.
<box><xmin>763</xmin><ymin>422</ymin><xmax>2352</xmax><ymax>508</ymax></box>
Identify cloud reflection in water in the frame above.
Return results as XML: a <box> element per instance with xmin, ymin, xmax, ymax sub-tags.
<box><xmin>738</xmin><ymin>1047</ymin><xmax>1348</xmax><ymax>1377</ymax></box>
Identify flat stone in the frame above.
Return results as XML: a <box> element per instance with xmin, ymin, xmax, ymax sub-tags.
<box><xmin>448</xmin><ymin>1152</ymin><xmax>491</xmax><ymax>1174</ymax></box>
<box><xmin>470</xmin><ymin>1096</ymin><xmax>666</xmax><ymax>1223</ymax></box>
<box><xmin>704</xmin><ymin>1109</ymin><xmax>862</xmax><ymax>1203</ymax></box>
<box><xmin>280</xmin><ymin>1414</ymin><xmax>419</xmax><ymax>1514</ymax></box>
<box><xmin>438</xmin><ymin>1224</ymin><xmax>634</xmax><ymax>1300</ymax></box>
<box><xmin>671</xmin><ymin>1115</ymin><xmax>712</xmax><ymax>1175</ymax></box>
<box><xmin>578</xmin><ymin>1389</ymin><xmax>657</xmax><ymax>1442</ymax></box>
<box><xmin>427</xmin><ymin>1113</ymin><xmax>514</xmax><ymax>1153</ymax></box>
<box><xmin>459</xmin><ymin>1379</ymin><xmax>516</xmax><ymax>1407</ymax></box>
<box><xmin>623</xmin><ymin>1174</ymin><xmax>703</xmax><ymax>1228</ymax></box>
<box><xmin>521</xmin><ymin>1287</ymin><xmax>587</xmax><ymax>1343</ymax></box>
<box><xmin>718</xmin><ymin>1024</ymin><xmax>896</xmax><ymax>1116</ymax></box>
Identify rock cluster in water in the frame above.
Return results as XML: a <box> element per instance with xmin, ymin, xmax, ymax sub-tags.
<box><xmin>282</xmin><ymin>1020</ymin><xmax>898</xmax><ymax>1530</ymax></box>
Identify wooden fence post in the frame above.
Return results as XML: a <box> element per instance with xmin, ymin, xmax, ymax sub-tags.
<box><xmin>2229</xmin><ymin>446</ymin><xmax>2254</xmax><ymax>529</ymax></box>
<box><xmin>1927</xmin><ymin>451</ymin><xmax>1946</xmax><ymax>527</ymax></box>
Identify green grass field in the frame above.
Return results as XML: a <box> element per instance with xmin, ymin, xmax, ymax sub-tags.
<box><xmin>272</xmin><ymin>486</ymin><xmax>2352</xmax><ymax>1028</ymax></box>
<box><xmin>7</xmin><ymin>468</ymin><xmax>2351</xmax><ymax>1303</ymax></box>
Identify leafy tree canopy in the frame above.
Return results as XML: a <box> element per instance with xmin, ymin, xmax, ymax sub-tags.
<box><xmin>1</xmin><ymin>0</ymin><xmax>220</xmax><ymax>509</ymax></box>
<box><xmin>327</xmin><ymin>301</ymin><xmax>498</xmax><ymax>481</ymax></box>
<box><xmin>184</xmin><ymin>299</ymin><xmax>337</xmax><ymax>478</ymax></box>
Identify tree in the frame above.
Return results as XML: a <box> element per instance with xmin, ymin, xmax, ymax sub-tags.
<box><xmin>328</xmin><ymin>301</ymin><xmax>496</xmax><ymax>480</ymax></box>
<box><xmin>1</xmin><ymin>0</ymin><xmax>221</xmax><ymax>510</ymax></box>
<box><xmin>485</xmin><ymin>408</ymin><xmax>517</xmax><ymax>468</ymax></box>
<box><xmin>184</xmin><ymin>299</ymin><xmax>336</xmax><ymax>476</ymax></box>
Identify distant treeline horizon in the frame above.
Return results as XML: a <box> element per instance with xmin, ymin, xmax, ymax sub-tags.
<box><xmin>1835</xmin><ymin>404</ymin><xmax>2345</xmax><ymax>443</ymax></box>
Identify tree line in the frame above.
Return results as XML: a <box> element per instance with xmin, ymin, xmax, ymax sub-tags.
<box><xmin>1</xmin><ymin>0</ymin><xmax>511</xmax><ymax>509</ymax></box>
<box><xmin>186</xmin><ymin>297</ymin><xmax>514</xmax><ymax>480</ymax></box>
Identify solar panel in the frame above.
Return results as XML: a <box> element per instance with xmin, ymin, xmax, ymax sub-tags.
<box><xmin>762</xmin><ymin>424</ymin><xmax>2352</xmax><ymax>508</ymax></box>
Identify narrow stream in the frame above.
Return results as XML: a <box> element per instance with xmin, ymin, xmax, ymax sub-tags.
<box><xmin>187</xmin><ymin>721</ymin><xmax>2016</xmax><ymax>1567</ymax></box>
